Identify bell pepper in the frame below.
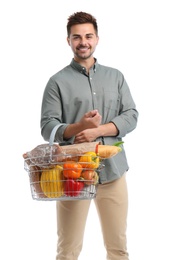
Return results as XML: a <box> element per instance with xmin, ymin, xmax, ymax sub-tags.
<box><xmin>40</xmin><ymin>165</ymin><xmax>64</xmax><ymax>198</ymax></box>
<box><xmin>79</xmin><ymin>151</ymin><xmax>99</xmax><ymax>169</ymax></box>
<box><xmin>63</xmin><ymin>161</ymin><xmax>82</xmax><ymax>179</ymax></box>
<box><xmin>64</xmin><ymin>179</ymin><xmax>84</xmax><ymax>197</ymax></box>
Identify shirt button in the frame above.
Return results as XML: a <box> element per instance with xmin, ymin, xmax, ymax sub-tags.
<box><xmin>90</xmin><ymin>77</ymin><xmax>92</xmax><ymax>80</ymax></box>
<box><xmin>93</xmin><ymin>92</ymin><xmax>96</xmax><ymax>95</ymax></box>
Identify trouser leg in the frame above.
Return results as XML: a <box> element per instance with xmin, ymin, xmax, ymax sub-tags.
<box><xmin>94</xmin><ymin>173</ymin><xmax>129</xmax><ymax>260</ymax></box>
<box><xmin>56</xmin><ymin>199</ymin><xmax>91</xmax><ymax>260</ymax></box>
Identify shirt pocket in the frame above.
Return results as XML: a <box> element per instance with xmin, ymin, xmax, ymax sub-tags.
<box><xmin>103</xmin><ymin>90</ymin><xmax>120</xmax><ymax>113</ymax></box>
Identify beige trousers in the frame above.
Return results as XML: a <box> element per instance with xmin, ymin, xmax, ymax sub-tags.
<box><xmin>56</xmin><ymin>173</ymin><xmax>129</xmax><ymax>260</ymax></box>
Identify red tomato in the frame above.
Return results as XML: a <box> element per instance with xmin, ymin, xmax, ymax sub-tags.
<box><xmin>63</xmin><ymin>161</ymin><xmax>82</xmax><ymax>179</ymax></box>
<box><xmin>81</xmin><ymin>170</ymin><xmax>99</xmax><ymax>185</ymax></box>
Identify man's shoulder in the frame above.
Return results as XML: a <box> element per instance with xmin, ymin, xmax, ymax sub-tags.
<box><xmin>50</xmin><ymin>64</ymin><xmax>72</xmax><ymax>79</ymax></box>
<box><xmin>98</xmin><ymin>63</ymin><xmax>123</xmax><ymax>76</ymax></box>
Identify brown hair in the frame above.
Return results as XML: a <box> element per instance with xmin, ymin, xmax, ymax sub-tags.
<box><xmin>67</xmin><ymin>11</ymin><xmax>98</xmax><ymax>37</ymax></box>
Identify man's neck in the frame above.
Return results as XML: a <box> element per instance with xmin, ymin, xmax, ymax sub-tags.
<box><xmin>74</xmin><ymin>57</ymin><xmax>95</xmax><ymax>74</ymax></box>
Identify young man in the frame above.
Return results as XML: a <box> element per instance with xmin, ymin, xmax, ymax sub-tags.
<box><xmin>41</xmin><ymin>11</ymin><xmax>138</xmax><ymax>260</ymax></box>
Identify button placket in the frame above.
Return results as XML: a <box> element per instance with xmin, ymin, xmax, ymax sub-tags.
<box><xmin>89</xmin><ymin>74</ymin><xmax>98</xmax><ymax>110</ymax></box>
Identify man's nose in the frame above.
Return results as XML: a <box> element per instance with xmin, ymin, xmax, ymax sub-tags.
<box><xmin>80</xmin><ymin>37</ymin><xmax>87</xmax><ymax>45</ymax></box>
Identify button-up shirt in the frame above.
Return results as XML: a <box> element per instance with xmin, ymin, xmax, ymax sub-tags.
<box><xmin>41</xmin><ymin>59</ymin><xmax>138</xmax><ymax>183</ymax></box>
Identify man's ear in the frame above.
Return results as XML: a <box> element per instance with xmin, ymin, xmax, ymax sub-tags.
<box><xmin>67</xmin><ymin>37</ymin><xmax>70</xmax><ymax>46</ymax></box>
<box><xmin>96</xmin><ymin>36</ymin><xmax>99</xmax><ymax>45</ymax></box>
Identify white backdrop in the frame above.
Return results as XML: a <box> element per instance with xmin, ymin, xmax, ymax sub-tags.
<box><xmin>1</xmin><ymin>0</ymin><xmax>179</xmax><ymax>259</ymax></box>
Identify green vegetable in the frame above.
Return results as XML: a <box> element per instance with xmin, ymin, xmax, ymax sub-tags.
<box><xmin>113</xmin><ymin>141</ymin><xmax>124</xmax><ymax>147</ymax></box>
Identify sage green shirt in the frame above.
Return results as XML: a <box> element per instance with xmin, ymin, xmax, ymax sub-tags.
<box><xmin>41</xmin><ymin>59</ymin><xmax>138</xmax><ymax>183</ymax></box>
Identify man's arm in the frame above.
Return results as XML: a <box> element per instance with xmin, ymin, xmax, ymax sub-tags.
<box><xmin>63</xmin><ymin>110</ymin><xmax>102</xmax><ymax>140</ymax></box>
<box><xmin>74</xmin><ymin>122</ymin><xmax>118</xmax><ymax>143</ymax></box>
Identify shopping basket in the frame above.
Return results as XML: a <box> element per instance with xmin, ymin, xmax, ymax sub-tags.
<box><xmin>24</xmin><ymin>125</ymin><xmax>104</xmax><ymax>201</ymax></box>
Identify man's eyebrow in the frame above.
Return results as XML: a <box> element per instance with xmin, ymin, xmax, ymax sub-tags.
<box><xmin>72</xmin><ymin>34</ymin><xmax>80</xmax><ymax>37</ymax></box>
<box><xmin>72</xmin><ymin>33</ymin><xmax>94</xmax><ymax>37</ymax></box>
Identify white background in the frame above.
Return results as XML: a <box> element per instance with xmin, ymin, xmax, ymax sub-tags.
<box><xmin>1</xmin><ymin>0</ymin><xmax>179</xmax><ymax>259</ymax></box>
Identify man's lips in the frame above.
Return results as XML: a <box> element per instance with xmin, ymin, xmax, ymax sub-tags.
<box><xmin>77</xmin><ymin>46</ymin><xmax>89</xmax><ymax>51</ymax></box>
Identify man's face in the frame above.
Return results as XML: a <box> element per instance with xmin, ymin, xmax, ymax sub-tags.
<box><xmin>67</xmin><ymin>23</ymin><xmax>99</xmax><ymax>61</ymax></box>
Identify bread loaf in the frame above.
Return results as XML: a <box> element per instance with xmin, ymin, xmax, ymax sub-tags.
<box><xmin>97</xmin><ymin>145</ymin><xmax>122</xmax><ymax>159</ymax></box>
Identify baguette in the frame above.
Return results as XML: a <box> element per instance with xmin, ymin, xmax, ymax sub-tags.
<box><xmin>97</xmin><ymin>144</ymin><xmax>122</xmax><ymax>159</ymax></box>
<box><xmin>60</xmin><ymin>142</ymin><xmax>99</xmax><ymax>155</ymax></box>
<box><xmin>23</xmin><ymin>141</ymin><xmax>122</xmax><ymax>167</ymax></box>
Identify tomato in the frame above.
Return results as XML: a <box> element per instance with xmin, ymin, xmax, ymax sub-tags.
<box><xmin>79</xmin><ymin>152</ymin><xmax>99</xmax><ymax>169</ymax></box>
<box><xmin>63</xmin><ymin>161</ymin><xmax>82</xmax><ymax>179</ymax></box>
<box><xmin>81</xmin><ymin>170</ymin><xmax>99</xmax><ymax>185</ymax></box>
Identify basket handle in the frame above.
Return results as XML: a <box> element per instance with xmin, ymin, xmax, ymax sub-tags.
<box><xmin>49</xmin><ymin>124</ymin><xmax>62</xmax><ymax>146</ymax></box>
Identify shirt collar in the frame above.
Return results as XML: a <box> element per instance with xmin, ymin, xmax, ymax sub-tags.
<box><xmin>70</xmin><ymin>58</ymin><xmax>98</xmax><ymax>74</ymax></box>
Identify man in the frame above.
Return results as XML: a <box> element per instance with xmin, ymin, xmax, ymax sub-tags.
<box><xmin>41</xmin><ymin>11</ymin><xmax>138</xmax><ymax>260</ymax></box>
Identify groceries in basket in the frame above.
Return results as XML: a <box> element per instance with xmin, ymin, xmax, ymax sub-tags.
<box><xmin>23</xmin><ymin>141</ymin><xmax>123</xmax><ymax>201</ymax></box>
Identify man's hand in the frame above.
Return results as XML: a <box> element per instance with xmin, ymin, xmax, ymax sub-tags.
<box><xmin>79</xmin><ymin>110</ymin><xmax>102</xmax><ymax>129</ymax></box>
<box><xmin>63</xmin><ymin>110</ymin><xmax>101</xmax><ymax>140</ymax></box>
<box><xmin>74</xmin><ymin>128</ymin><xmax>99</xmax><ymax>143</ymax></box>
<box><xmin>74</xmin><ymin>122</ymin><xmax>119</xmax><ymax>144</ymax></box>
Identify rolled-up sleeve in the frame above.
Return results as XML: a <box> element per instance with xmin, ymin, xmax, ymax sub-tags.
<box><xmin>111</xmin><ymin>77</ymin><xmax>138</xmax><ymax>138</ymax></box>
<box><xmin>40</xmin><ymin>78</ymin><xmax>69</xmax><ymax>142</ymax></box>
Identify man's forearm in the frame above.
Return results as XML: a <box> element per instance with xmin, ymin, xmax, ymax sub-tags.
<box><xmin>63</xmin><ymin>122</ymin><xmax>84</xmax><ymax>140</ymax></box>
<box><xmin>96</xmin><ymin>122</ymin><xmax>119</xmax><ymax>137</ymax></box>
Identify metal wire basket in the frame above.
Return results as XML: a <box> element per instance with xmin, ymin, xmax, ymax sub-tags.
<box><xmin>24</xmin><ymin>154</ymin><xmax>103</xmax><ymax>201</ymax></box>
<box><xmin>24</xmin><ymin>124</ymin><xmax>104</xmax><ymax>201</ymax></box>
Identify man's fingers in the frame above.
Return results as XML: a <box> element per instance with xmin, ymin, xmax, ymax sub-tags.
<box><xmin>85</xmin><ymin>110</ymin><xmax>98</xmax><ymax>118</ymax></box>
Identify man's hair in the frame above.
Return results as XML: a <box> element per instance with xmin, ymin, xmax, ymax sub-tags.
<box><xmin>67</xmin><ymin>11</ymin><xmax>98</xmax><ymax>37</ymax></box>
